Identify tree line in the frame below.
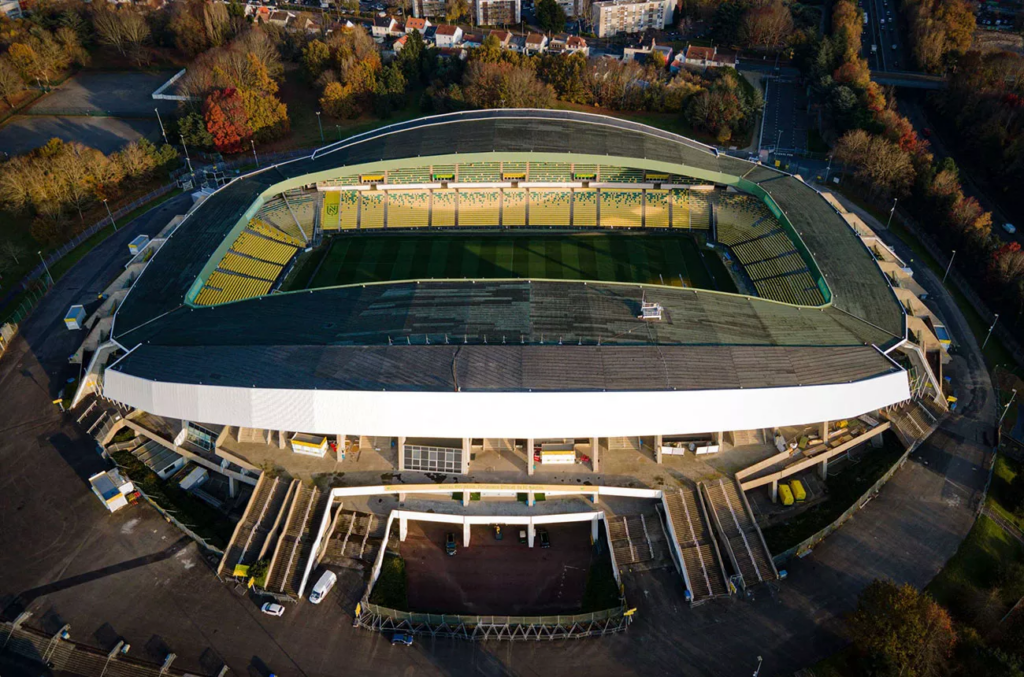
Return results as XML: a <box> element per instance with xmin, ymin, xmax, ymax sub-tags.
<box><xmin>0</xmin><ymin>137</ymin><xmax>178</xmax><ymax>243</ymax></box>
<box><xmin>800</xmin><ymin>0</ymin><xmax>1024</xmax><ymax>326</ymax></box>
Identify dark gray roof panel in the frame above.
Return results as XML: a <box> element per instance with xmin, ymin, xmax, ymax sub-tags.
<box><xmin>114</xmin><ymin>280</ymin><xmax>891</xmax><ymax>349</ymax></box>
<box><xmin>112</xmin><ymin>343</ymin><xmax>896</xmax><ymax>393</ymax></box>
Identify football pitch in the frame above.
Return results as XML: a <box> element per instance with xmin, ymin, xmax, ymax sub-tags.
<box><xmin>307</xmin><ymin>233</ymin><xmax>736</xmax><ymax>292</ymax></box>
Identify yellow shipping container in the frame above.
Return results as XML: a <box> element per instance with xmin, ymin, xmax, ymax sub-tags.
<box><xmin>790</xmin><ymin>480</ymin><xmax>807</xmax><ymax>502</ymax></box>
<box><xmin>779</xmin><ymin>484</ymin><xmax>794</xmax><ymax>506</ymax></box>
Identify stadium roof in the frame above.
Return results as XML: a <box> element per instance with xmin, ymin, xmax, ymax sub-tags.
<box><xmin>109</xmin><ymin>110</ymin><xmax>908</xmax><ymax>416</ymax></box>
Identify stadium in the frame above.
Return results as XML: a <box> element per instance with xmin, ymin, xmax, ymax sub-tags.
<box><xmin>81</xmin><ymin>110</ymin><xmax>950</xmax><ymax>628</ymax></box>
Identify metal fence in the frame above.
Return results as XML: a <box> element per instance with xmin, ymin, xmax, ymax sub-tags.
<box><xmin>362</xmin><ymin>603</ymin><xmax>624</xmax><ymax>627</ymax></box>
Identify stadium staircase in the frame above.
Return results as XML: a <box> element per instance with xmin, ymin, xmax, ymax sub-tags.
<box><xmin>322</xmin><ymin>509</ymin><xmax>385</xmax><ymax>566</ymax></box>
<box><xmin>265</xmin><ymin>482</ymin><xmax>325</xmax><ymax>596</ymax></box>
<box><xmin>701</xmin><ymin>479</ymin><xmax>777</xmax><ymax>590</ymax></box>
<box><xmin>608</xmin><ymin>515</ymin><xmax>654</xmax><ymax>566</ymax></box>
<box><xmin>887</xmin><ymin>399</ymin><xmax>939</xmax><ymax>447</ymax></box>
<box><xmin>662</xmin><ymin>488</ymin><xmax>729</xmax><ymax>603</ymax></box>
<box><xmin>218</xmin><ymin>474</ymin><xmax>291</xmax><ymax>577</ymax></box>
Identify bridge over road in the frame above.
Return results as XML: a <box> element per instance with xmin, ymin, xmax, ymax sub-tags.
<box><xmin>871</xmin><ymin>70</ymin><xmax>946</xmax><ymax>89</ymax></box>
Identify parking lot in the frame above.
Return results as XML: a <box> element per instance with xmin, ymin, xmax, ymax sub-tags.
<box><xmin>0</xmin><ymin>116</ymin><xmax>163</xmax><ymax>155</ymax></box>
<box><xmin>399</xmin><ymin>521</ymin><xmax>598</xmax><ymax>616</ymax></box>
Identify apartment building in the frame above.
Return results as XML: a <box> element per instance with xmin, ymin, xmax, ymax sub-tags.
<box><xmin>474</xmin><ymin>0</ymin><xmax>521</xmax><ymax>25</ymax></box>
<box><xmin>591</xmin><ymin>0</ymin><xmax>672</xmax><ymax>37</ymax></box>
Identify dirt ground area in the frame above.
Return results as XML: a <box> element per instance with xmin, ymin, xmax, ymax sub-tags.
<box><xmin>399</xmin><ymin>521</ymin><xmax>599</xmax><ymax>616</ymax></box>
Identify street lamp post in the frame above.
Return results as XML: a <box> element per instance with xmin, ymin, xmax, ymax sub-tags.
<box><xmin>775</xmin><ymin>129</ymin><xmax>782</xmax><ymax>153</ymax></box>
<box><xmin>316</xmin><ymin>111</ymin><xmax>324</xmax><ymax>143</ymax></box>
<box><xmin>336</xmin><ymin>124</ymin><xmax>341</xmax><ymax>140</ymax></box>
<box><xmin>942</xmin><ymin>249</ymin><xmax>956</xmax><ymax>284</ymax></box>
<box><xmin>885</xmin><ymin>197</ymin><xmax>898</xmax><ymax>229</ymax></box>
<box><xmin>983</xmin><ymin>313</ymin><xmax>1000</xmax><ymax>350</ymax></box>
<box><xmin>155</xmin><ymin>107</ymin><xmax>168</xmax><ymax>144</ymax></box>
<box><xmin>999</xmin><ymin>388</ymin><xmax>1018</xmax><ymax>427</ymax></box>
<box><xmin>38</xmin><ymin>251</ymin><xmax>53</xmax><ymax>286</ymax></box>
<box><xmin>823</xmin><ymin>153</ymin><xmax>833</xmax><ymax>184</ymax></box>
<box><xmin>251</xmin><ymin>139</ymin><xmax>259</xmax><ymax>168</ymax></box>
<box><xmin>753</xmin><ymin>656</ymin><xmax>764</xmax><ymax>677</ymax></box>
<box><xmin>180</xmin><ymin>135</ymin><xmax>193</xmax><ymax>174</ymax></box>
<box><xmin>103</xmin><ymin>199</ymin><xmax>117</xmax><ymax>231</ymax></box>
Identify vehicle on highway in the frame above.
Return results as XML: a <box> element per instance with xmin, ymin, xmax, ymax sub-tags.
<box><xmin>391</xmin><ymin>633</ymin><xmax>414</xmax><ymax>646</ymax></box>
<box><xmin>445</xmin><ymin>531</ymin><xmax>457</xmax><ymax>556</ymax></box>
<box><xmin>261</xmin><ymin>602</ymin><xmax>285</xmax><ymax>617</ymax></box>
<box><xmin>309</xmin><ymin>569</ymin><xmax>337</xmax><ymax>604</ymax></box>
<box><xmin>1004</xmin><ymin>223</ymin><xmax>1017</xmax><ymax>235</ymax></box>
<box><xmin>538</xmin><ymin>529</ymin><xmax>551</xmax><ymax>548</ymax></box>
<box><xmin>892</xmin><ymin>43</ymin><xmax>897</xmax><ymax>50</ymax></box>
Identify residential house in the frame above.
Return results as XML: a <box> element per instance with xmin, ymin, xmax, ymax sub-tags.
<box><xmin>0</xmin><ymin>0</ymin><xmax>20</xmax><ymax>18</ymax></box>
<box><xmin>678</xmin><ymin>44</ymin><xmax>739</xmax><ymax>70</ymax></box>
<box><xmin>404</xmin><ymin>17</ymin><xmax>431</xmax><ymax>33</ymax></box>
<box><xmin>372</xmin><ymin>14</ymin><xmax>400</xmax><ymax>39</ymax></box>
<box><xmin>267</xmin><ymin>10</ymin><xmax>295</xmax><ymax>26</ymax></box>
<box><xmin>524</xmin><ymin>32</ymin><xmax>548</xmax><ymax>54</ymax></box>
<box><xmin>509</xmin><ymin>34</ymin><xmax>527</xmax><ymax>52</ymax></box>
<box><xmin>623</xmin><ymin>37</ymin><xmax>672</xmax><ymax>65</ymax></box>
<box><xmin>393</xmin><ymin>34</ymin><xmax>409</xmax><ymax>51</ymax></box>
<box><xmin>462</xmin><ymin>32</ymin><xmax>484</xmax><ymax>48</ymax></box>
<box><xmin>488</xmin><ymin>29</ymin><xmax>513</xmax><ymax>48</ymax></box>
<box><xmin>434</xmin><ymin>24</ymin><xmax>464</xmax><ymax>48</ymax></box>
<box><xmin>550</xmin><ymin>34</ymin><xmax>590</xmax><ymax>55</ymax></box>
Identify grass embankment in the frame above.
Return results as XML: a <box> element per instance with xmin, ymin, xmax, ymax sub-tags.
<box><xmin>760</xmin><ymin>432</ymin><xmax>906</xmax><ymax>553</ymax></box>
<box><xmin>111</xmin><ymin>448</ymin><xmax>235</xmax><ymax>549</ymax></box>
<box><xmin>580</xmin><ymin>554</ymin><xmax>622</xmax><ymax>613</ymax></box>
<box><xmin>369</xmin><ymin>554</ymin><xmax>409</xmax><ymax>610</ymax></box>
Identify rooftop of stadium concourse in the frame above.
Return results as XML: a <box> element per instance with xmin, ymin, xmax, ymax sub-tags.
<box><xmin>111</xmin><ymin>109</ymin><xmax>904</xmax><ymax>346</ymax></box>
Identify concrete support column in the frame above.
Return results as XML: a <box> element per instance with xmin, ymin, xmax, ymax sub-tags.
<box><xmin>715</xmin><ymin>431</ymin><xmax>724</xmax><ymax>448</ymax></box>
<box><xmin>397</xmin><ymin>436</ymin><xmax>406</xmax><ymax>471</ymax></box>
<box><xmin>591</xmin><ymin>437</ymin><xmax>599</xmax><ymax>473</ymax></box>
<box><xmin>771</xmin><ymin>479</ymin><xmax>778</xmax><ymax>503</ymax></box>
<box><xmin>278</xmin><ymin>430</ymin><xmax>287</xmax><ymax>450</ymax></box>
<box><xmin>461</xmin><ymin>438</ymin><xmax>470</xmax><ymax>475</ymax></box>
<box><xmin>655</xmin><ymin>435</ymin><xmax>663</xmax><ymax>464</ymax></box>
<box><xmin>399</xmin><ymin>515</ymin><xmax>408</xmax><ymax>541</ymax></box>
<box><xmin>528</xmin><ymin>490</ymin><xmax>535</xmax><ymax>507</ymax></box>
<box><xmin>398</xmin><ymin>492</ymin><xmax>406</xmax><ymax>503</ymax></box>
<box><xmin>820</xmin><ymin>420</ymin><xmax>830</xmax><ymax>441</ymax></box>
<box><xmin>527</xmin><ymin>438</ymin><xmax>535</xmax><ymax>476</ymax></box>
<box><xmin>462</xmin><ymin>491</ymin><xmax>470</xmax><ymax>507</ymax></box>
<box><xmin>528</xmin><ymin>522</ymin><xmax>535</xmax><ymax>548</ymax></box>
<box><xmin>228</xmin><ymin>476</ymin><xmax>238</xmax><ymax>498</ymax></box>
<box><xmin>820</xmin><ymin>457</ymin><xmax>828</xmax><ymax>480</ymax></box>
<box><xmin>592</xmin><ymin>516</ymin><xmax>600</xmax><ymax>542</ymax></box>
<box><xmin>463</xmin><ymin>521</ymin><xmax>471</xmax><ymax>547</ymax></box>
<box><xmin>591</xmin><ymin>490</ymin><xmax>599</xmax><ymax>504</ymax></box>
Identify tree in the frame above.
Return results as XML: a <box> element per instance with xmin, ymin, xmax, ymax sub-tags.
<box><xmin>539</xmin><ymin>52</ymin><xmax>591</xmax><ymax>104</ymax></box>
<box><xmin>536</xmin><ymin>0</ymin><xmax>567</xmax><ymax>33</ymax></box>
<box><xmin>0</xmin><ymin>241</ymin><xmax>26</xmax><ymax>266</ymax></box>
<box><xmin>203</xmin><ymin>88</ymin><xmax>251</xmax><ymax>153</ymax></box>
<box><xmin>463</xmin><ymin>60</ymin><xmax>554</xmax><ymax>109</ymax></box>
<box><xmin>320</xmin><ymin>80</ymin><xmax>358</xmax><ymax>118</ymax></box>
<box><xmin>741</xmin><ymin>0</ymin><xmax>794</xmax><ymax>49</ymax></box>
<box><xmin>178</xmin><ymin>111</ymin><xmax>215</xmax><ymax>149</ymax></box>
<box><xmin>0</xmin><ymin>57</ymin><xmax>26</xmax><ymax>108</ymax></box>
<box><xmin>302</xmin><ymin>39</ymin><xmax>331</xmax><ymax>80</ymax></box>
<box><xmin>848</xmin><ymin>580</ymin><xmax>957</xmax><ymax>677</ymax></box>
<box><xmin>444</xmin><ymin>0</ymin><xmax>470</xmax><ymax>22</ymax></box>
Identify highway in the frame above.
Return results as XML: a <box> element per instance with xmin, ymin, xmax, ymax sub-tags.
<box><xmin>862</xmin><ymin>0</ymin><xmax>903</xmax><ymax>71</ymax></box>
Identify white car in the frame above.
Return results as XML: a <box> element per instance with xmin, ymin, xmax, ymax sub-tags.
<box><xmin>261</xmin><ymin>602</ymin><xmax>285</xmax><ymax>617</ymax></box>
<box><xmin>1003</xmin><ymin>223</ymin><xmax>1017</xmax><ymax>235</ymax></box>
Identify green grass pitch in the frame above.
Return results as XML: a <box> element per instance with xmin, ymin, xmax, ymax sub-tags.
<box><xmin>308</xmin><ymin>233</ymin><xmax>736</xmax><ymax>293</ymax></box>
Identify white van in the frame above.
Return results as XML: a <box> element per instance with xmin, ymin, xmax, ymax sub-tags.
<box><xmin>309</xmin><ymin>570</ymin><xmax>337</xmax><ymax>604</ymax></box>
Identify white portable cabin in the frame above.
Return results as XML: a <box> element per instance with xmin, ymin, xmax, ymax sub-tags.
<box><xmin>64</xmin><ymin>305</ymin><xmax>86</xmax><ymax>331</ymax></box>
<box><xmin>540</xmin><ymin>442</ymin><xmax>576</xmax><ymax>465</ymax></box>
<box><xmin>128</xmin><ymin>234</ymin><xmax>150</xmax><ymax>256</ymax></box>
<box><xmin>89</xmin><ymin>469</ymin><xmax>134</xmax><ymax>512</ymax></box>
<box><xmin>290</xmin><ymin>433</ymin><xmax>329</xmax><ymax>457</ymax></box>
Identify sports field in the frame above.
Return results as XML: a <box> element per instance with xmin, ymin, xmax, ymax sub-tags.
<box><xmin>308</xmin><ymin>233</ymin><xmax>737</xmax><ymax>292</ymax></box>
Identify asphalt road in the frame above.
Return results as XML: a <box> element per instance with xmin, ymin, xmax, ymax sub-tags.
<box><xmin>762</xmin><ymin>77</ymin><xmax>809</xmax><ymax>155</ymax></box>
<box><xmin>0</xmin><ymin>190</ymin><xmax>997</xmax><ymax>677</ymax></box>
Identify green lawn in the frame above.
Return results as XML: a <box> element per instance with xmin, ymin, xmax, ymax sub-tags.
<box><xmin>307</xmin><ymin>232</ymin><xmax>736</xmax><ymax>293</ymax></box>
<box><xmin>369</xmin><ymin>554</ymin><xmax>409</xmax><ymax>610</ymax></box>
<box><xmin>987</xmin><ymin>455</ymin><xmax>1024</xmax><ymax>533</ymax></box>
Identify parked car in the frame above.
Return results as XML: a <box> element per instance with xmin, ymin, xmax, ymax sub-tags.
<box><xmin>391</xmin><ymin>633</ymin><xmax>414</xmax><ymax>646</ymax></box>
<box><xmin>1004</xmin><ymin>223</ymin><xmax>1017</xmax><ymax>235</ymax></box>
<box><xmin>261</xmin><ymin>602</ymin><xmax>285</xmax><ymax>617</ymax></box>
<box><xmin>518</xmin><ymin>529</ymin><xmax>528</xmax><ymax>544</ymax></box>
<box><xmin>309</xmin><ymin>569</ymin><xmax>337</xmax><ymax>604</ymax></box>
<box><xmin>538</xmin><ymin>529</ymin><xmax>551</xmax><ymax>548</ymax></box>
<box><xmin>494</xmin><ymin>525</ymin><xmax>503</xmax><ymax>540</ymax></box>
<box><xmin>445</xmin><ymin>531</ymin><xmax>457</xmax><ymax>556</ymax></box>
